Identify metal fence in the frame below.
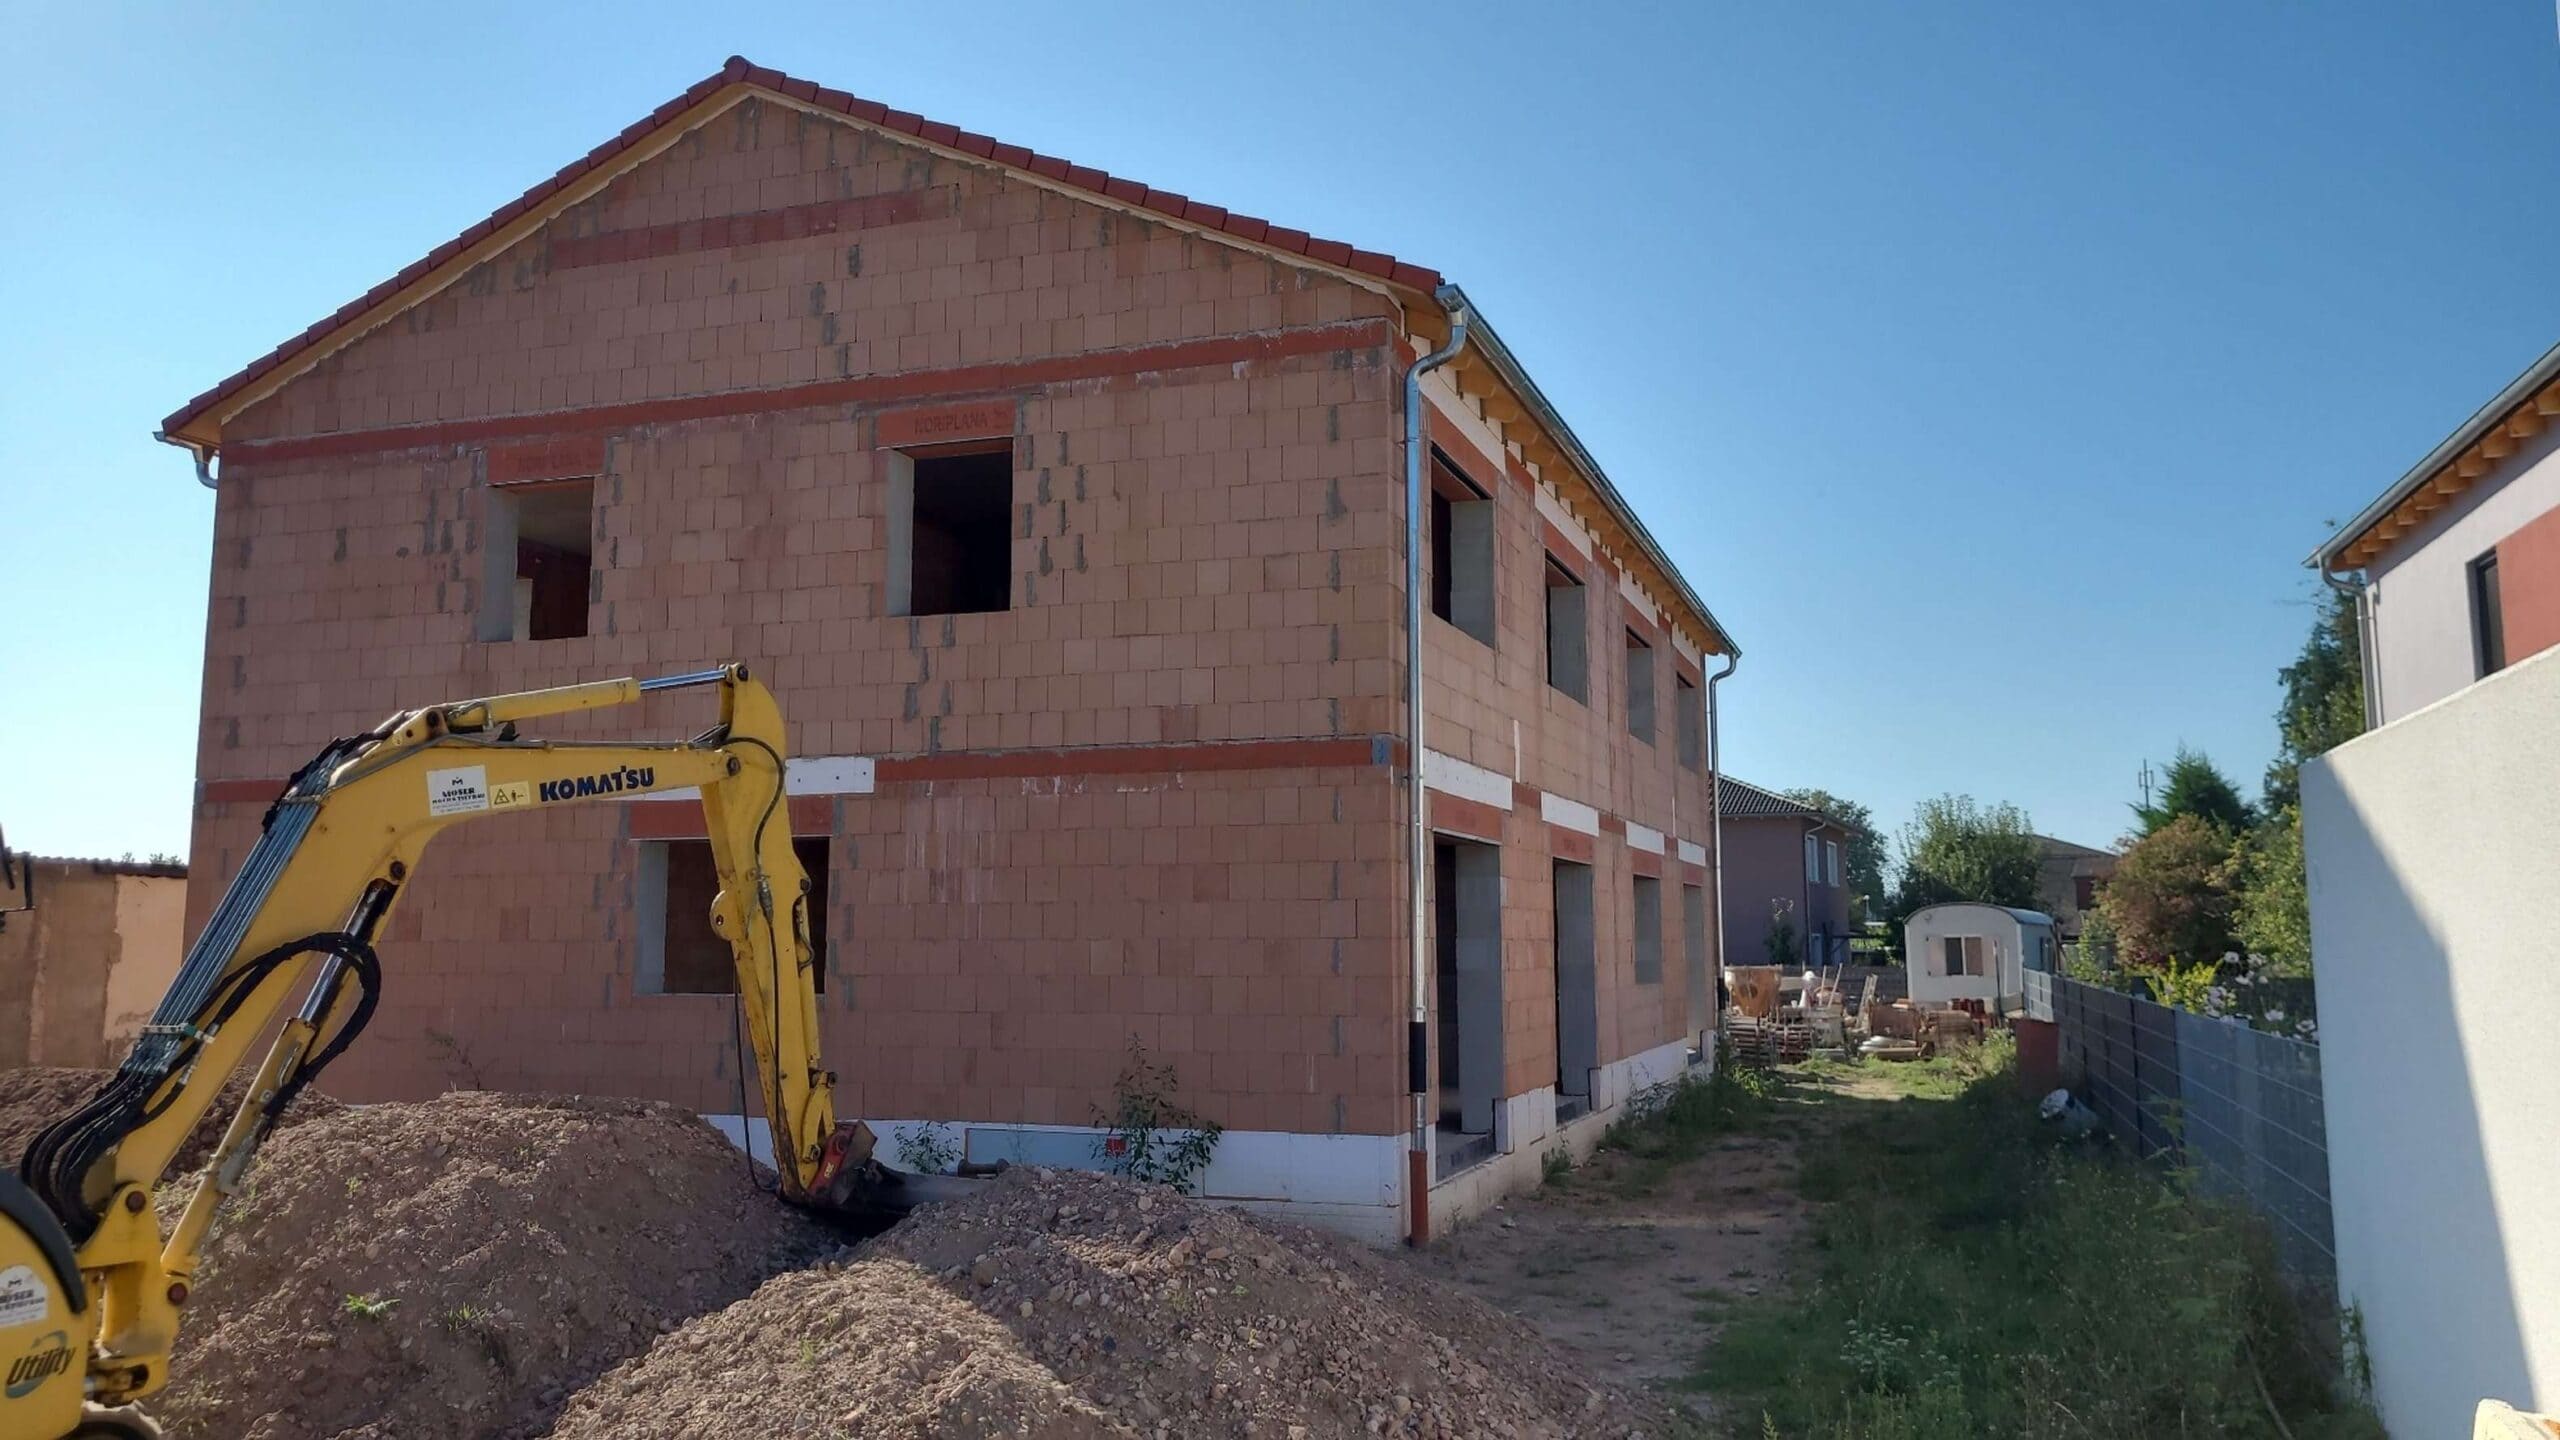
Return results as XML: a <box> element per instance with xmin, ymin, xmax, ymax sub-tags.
<box><xmin>2024</xmin><ymin>971</ymin><xmax>2334</xmax><ymax>1292</ymax></box>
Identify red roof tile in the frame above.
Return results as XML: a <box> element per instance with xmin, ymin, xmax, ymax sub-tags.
<box><xmin>161</xmin><ymin>56</ymin><xmax>1444</xmax><ymax>442</ymax></box>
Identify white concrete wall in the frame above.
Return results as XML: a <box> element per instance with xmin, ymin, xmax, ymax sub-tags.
<box><xmin>2366</xmin><ymin>424</ymin><xmax>2560</xmax><ymax>723</ymax></box>
<box><xmin>2303</xmin><ymin>643</ymin><xmax>2560</xmax><ymax>1436</ymax></box>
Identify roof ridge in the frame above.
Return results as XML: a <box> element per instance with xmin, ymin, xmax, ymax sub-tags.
<box><xmin>160</xmin><ymin>56</ymin><xmax>1441</xmax><ymax>444</ymax></box>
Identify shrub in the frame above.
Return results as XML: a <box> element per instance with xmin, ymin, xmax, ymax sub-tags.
<box><xmin>1091</xmin><ymin>1037</ymin><xmax>1223</xmax><ymax>1194</ymax></box>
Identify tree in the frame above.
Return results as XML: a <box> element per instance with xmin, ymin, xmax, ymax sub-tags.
<box><xmin>1764</xmin><ymin>899</ymin><xmax>1803</xmax><ymax>968</ymax></box>
<box><xmin>1888</xmin><ymin>795</ymin><xmax>2043</xmax><ymax>935</ymax></box>
<box><xmin>1781</xmin><ymin>788</ymin><xmax>1886</xmax><ymax>917</ymax></box>
<box><xmin>2099</xmin><ymin>815</ymin><xmax>2241</xmax><ymax>968</ymax></box>
<box><xmin>2133</xmin><ymin>746</ymin><xmax>2254</xmax><ymax>837</ymax></box>
<box><xmin>2234</xmin><ymin>806</ymin><xmax>2311</xmax><ymax>976</ymax></box>
<box><xmin>2264</xmin><ymin>586</ymin><xmax>2366</xmax><ymax>814</ymax></box>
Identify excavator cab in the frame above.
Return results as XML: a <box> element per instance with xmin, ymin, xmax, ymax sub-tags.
<box><xmin>0</xmin><ymin>667</ymin><xmax>953</xmax><ymax>1440</ymax></box>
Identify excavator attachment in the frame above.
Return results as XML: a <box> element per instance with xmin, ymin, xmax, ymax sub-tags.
<box><xmin>0</xmin><ymin>666</ymin><xmax>983</xmax><ymax>1440</ymax></box>
<box><xmin>806</xmin><ymin>1122</ymin><xmax>993</xmax><ymax>1234</ymax></box>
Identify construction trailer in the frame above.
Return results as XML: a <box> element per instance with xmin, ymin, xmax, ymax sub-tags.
<box><xmin>1902</xmin><ymin>904</ymin><xmax>2054</xmax><ymax>1014</ymax></box>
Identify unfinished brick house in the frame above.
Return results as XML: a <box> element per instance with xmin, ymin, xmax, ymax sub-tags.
<box><xmin>159</xmin><ymin>58</ymin><xmax>1738</xmax><ymax>1242</ymax></box>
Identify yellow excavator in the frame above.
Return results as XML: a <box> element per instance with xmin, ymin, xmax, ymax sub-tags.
<box><xmin>0</xmin><ymin>666</ymin><xmax>956</xmax><ymax>1440</ymax></box>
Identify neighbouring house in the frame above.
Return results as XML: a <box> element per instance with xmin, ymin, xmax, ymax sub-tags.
<box><xmin>0</xmin><ymin>854</ymin><xmax>188</xmax><ymax>1069</ymax></box>
<box><xmin>2310</xmin><ymin>339</ymin><xmax>2560</xmax><ymax>725</ymax></box>
<box><xmin>157</xmin><ymin>58</ymin><xmax>1739</xmax><ymax>1244</ymax></box>
<box><xmin>1714</xmin><ymin>777</ymin><xmax>1859</xmax><ymax>969</ymax></box>
<box><xmin>2302</xmin><ymin>341</ymin><xmax>2560</xmax><ymax>1435</ymax></box>
<box><xmin>2030</xmin><ymin>834</ymin><xmax>2116</xmax><ymax>947</ymax></box>
<box><xmin>1902</xmin><ymin>903</ymin><xmax>2052</xmax><ymax>1012</ymax></box>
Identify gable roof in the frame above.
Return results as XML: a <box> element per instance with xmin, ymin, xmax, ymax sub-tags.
<box><xmin>2308</xmin><ymin>338</ymin><xmax>2560</xmax><ymax>573</ymax></box>
<box><xmin>156</xmin><ymin>56</ymin><xmax>1441</xmax><ymax>450</ymax></box>
<box><xmin>1717</xmin><ymin>776</ymin><xmax>1859</xmax><ymax>831</ymax></box>
<box><xmin>156</xmin><ymin>57</ymin><xmax>1736</xmax><ymax>659</ymax></box>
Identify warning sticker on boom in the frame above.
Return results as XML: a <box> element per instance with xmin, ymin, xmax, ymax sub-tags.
<box><xmin>0</xmin><ymin>1267</ymin><xmax>49</xmax><ymax>1329</ymax></box>
<box><xmin>426</xmin><ymin>766</ymin><xmax>491</xmax><ymax>817</ymax></box>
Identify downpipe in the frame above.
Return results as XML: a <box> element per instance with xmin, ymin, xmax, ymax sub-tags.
<box><xmin>1404</xmin><ymin>292</ymin><xmax>1469</xmax><ymax>1245</ymax></box>
<box><xmin>1705</xmin><ymin>650</ymin><xmax>1738</xmax><ymax>1053</ymax></box>
<box><xmin>2318</xmin><ymin>566</ymin><xmax>2380</xmax><ymax>732</ymax></box>
<box><xmin>158</xmin><ymin>432</ymin><xmax>219</xmax><ymax>490</ymax></box>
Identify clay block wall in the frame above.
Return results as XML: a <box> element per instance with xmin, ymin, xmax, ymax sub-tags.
<box><xmin>185</xmin><ymin>94</ymin><xmax>1415</xmax><ymax>1136</ymax></box>
<box><xmin>1409</xmin><ymin>384</ymin><xmax>1719</xmax><ymax>1109</ymax></box>
<box><xmin>0</xmin><ymin>861</ymin><xmax>188</xmax><ymax>1069</ymax></box>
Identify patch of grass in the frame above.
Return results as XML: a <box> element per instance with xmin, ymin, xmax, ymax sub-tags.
<box><xmin>1693</xmin><ymin>1043</ymin><xmax>2382</xmax><ymax>1439</ymax></box>
<box><xmin>1596</xmin><ymin>1048</ymin><xmax>1779</xmax><ymax>1197</ymax></box>
<box><xmin>341</xmin><ymin>1293</ymin><xmax>398</xmax><ymax>1321</ymax></box>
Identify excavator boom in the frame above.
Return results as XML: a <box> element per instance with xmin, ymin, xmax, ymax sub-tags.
<box><xmin>0</xmin><ymin>666</ymin><xmax>908</xmax><ymax>1440</ymax></box>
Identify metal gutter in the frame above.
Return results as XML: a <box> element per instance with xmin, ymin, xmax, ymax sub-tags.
<box><xmin>2306</xmin><ymin>338</ymin><xmax>2560</xmax><ymax>571</ymax></box>
<box><xmin>1433</xmin><ymin>283</ymin><xmax>1739</xmax><ymax>659</ymax></box>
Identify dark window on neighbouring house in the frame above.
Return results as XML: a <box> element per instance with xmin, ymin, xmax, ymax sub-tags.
<box><xmin>2471</xmin><ymin>548</ymin><xmax>2506</xmax><ymax>677</ymax></box>
<box><xmin>2073</xmin><ymin>875</ymin><xmax>2097</xmax><ymax>911</ymax></box>
<box><xmin>1625</xmin><ymin>629</ymin><xmax>1656</xmax><ymax>743</ymax></box>
<box><xmin>1428</xmin><ymin>451</ymin><xmax>1495</xmax><ymax>647</ymax></box>
<box><xmin>907</xmin><ymin>449</ymin><xmax>1014</xmax><ymax>616</ymax></box>
<box><xmin>640</xmin><ymin>837</ymin><xmax>829</xmax><ymax>995</ymax></box>
<box><xmin>1676</xmin><ymin>674</ymin><xmax>1703</xmax><ymax>769</ymax></box>
<box><xmin>1545</xmin><ymin>556</ymin><xmax>1588</xmax><ymax>702</ymax></box>
<box><xmin>484</xmin><ymin>479</ymin><xmax>593</xmax><ymax>641</ymax></box>
<box><xmin>1632</xmin><ymin>874</ymin><xmax>1664</xmax><ymax>984</ymax></box>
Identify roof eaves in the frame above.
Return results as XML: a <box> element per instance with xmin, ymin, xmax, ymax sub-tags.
<box><xmin>2308</xmin><ymin>338</ymin><xmax>2560</xmax><ymax>572</ymax></box>
<box><xmin>1439</xmin><ymin>284</ymin><xmax>1738</xmax><ymax>659</ymax></box>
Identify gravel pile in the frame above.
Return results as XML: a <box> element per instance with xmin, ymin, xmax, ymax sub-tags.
<box><xmin>550</xmin><ymin>1167</ymin><xmax>1670</xmax><ymax>1440</ymax></box>
<box><xmin>151</xmin><ymin>1091</ymin><xmax>831</xmax><ymax>1440</ymax></box>
<box><xmin>0</xmin><ymin>1065</ymin><xmax>343</xmax><ymax>1174</ymax></box>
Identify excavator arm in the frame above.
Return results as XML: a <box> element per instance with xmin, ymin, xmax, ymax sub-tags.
<box><xmin>0</xmin><ymin>666</ymin><xmax>912</xmax><ymax>1439</ymax></box>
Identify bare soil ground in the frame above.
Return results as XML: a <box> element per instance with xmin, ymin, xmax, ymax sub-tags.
<box><xmin>1400</xmin><ymin>1106</ymin><xmax>1810</xmax><ymax>1425</ymax></box>
<box><xmin>552</xmin><ymin>1165</ymin><xmax>1676</xmax><ymax>1440</ymax></box>
<box><xmin>0</xmin><ymin>1070</ymin><xmax>1681</xmax><ymax>1440</ymax></box>
<box><xmin>152</xmin><ymin>1092</ymin><xmax>833</xmax><ymax>1440</ymax></box>
<box><xmin>0</xmin><ymin>1066</ymin><xmax>343</xmax><ymax>1174</ymax></box>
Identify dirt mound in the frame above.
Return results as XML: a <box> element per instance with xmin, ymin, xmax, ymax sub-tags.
<box><xmin>153</xmin><ymin>1091</ymin><xmax>831</xmax><ymax>1440</ymax></box>
<box><xmin>550</xmin><ymin>1168</ymin><xmax>1668</xmax><ymax>1440</ymax></box>
<box><xmin>544</xmin><ymin>1259</ymin><xmax>1131</xmax><ymax>1440</ymax></box>
<box><xmin>0</xmin><ymin>1065</ymin><xmax>343</xmax><ymax>1175</ymax></box>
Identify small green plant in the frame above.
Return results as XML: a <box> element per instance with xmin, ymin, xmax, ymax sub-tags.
<box><xmin>424</xmin><ymin>1026</ymin><xmax>488</xmax><ymax>1090</ymax></box>
<box><xmin>1092</xmin><ymin>1036</ymin><xmax>1223</xmax><ymax>1194</ymax></box>
<box><xmin>2149</xmin><ymin>954</ymin><xmax>2222</xmax><ymax>1012</ymax></box>
<box><xmin>342</xmin><ymin>1293</ymin><xmax>399</xmax><ymax>1321</ymax></box>
<box><xmin>798</xmin><ymin>1334</ymin><xmax>819</xmax><ymax>1370</ymax></box>
<box><xmin>899</xmin><ymin>1121</ymin><xmax>959</xmax><ymax>1176</ymax></box>
<box><xmin>1540</xmin><ymin>1144</ymin><xmax>1575</xmax><ymax>1184</ymax></box>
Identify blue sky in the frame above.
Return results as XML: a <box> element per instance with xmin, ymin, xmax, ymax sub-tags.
<box><xmin>5</xmin><ymin>2</ymin><xmax>2557</xmax><ymax>862</ymax></box>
